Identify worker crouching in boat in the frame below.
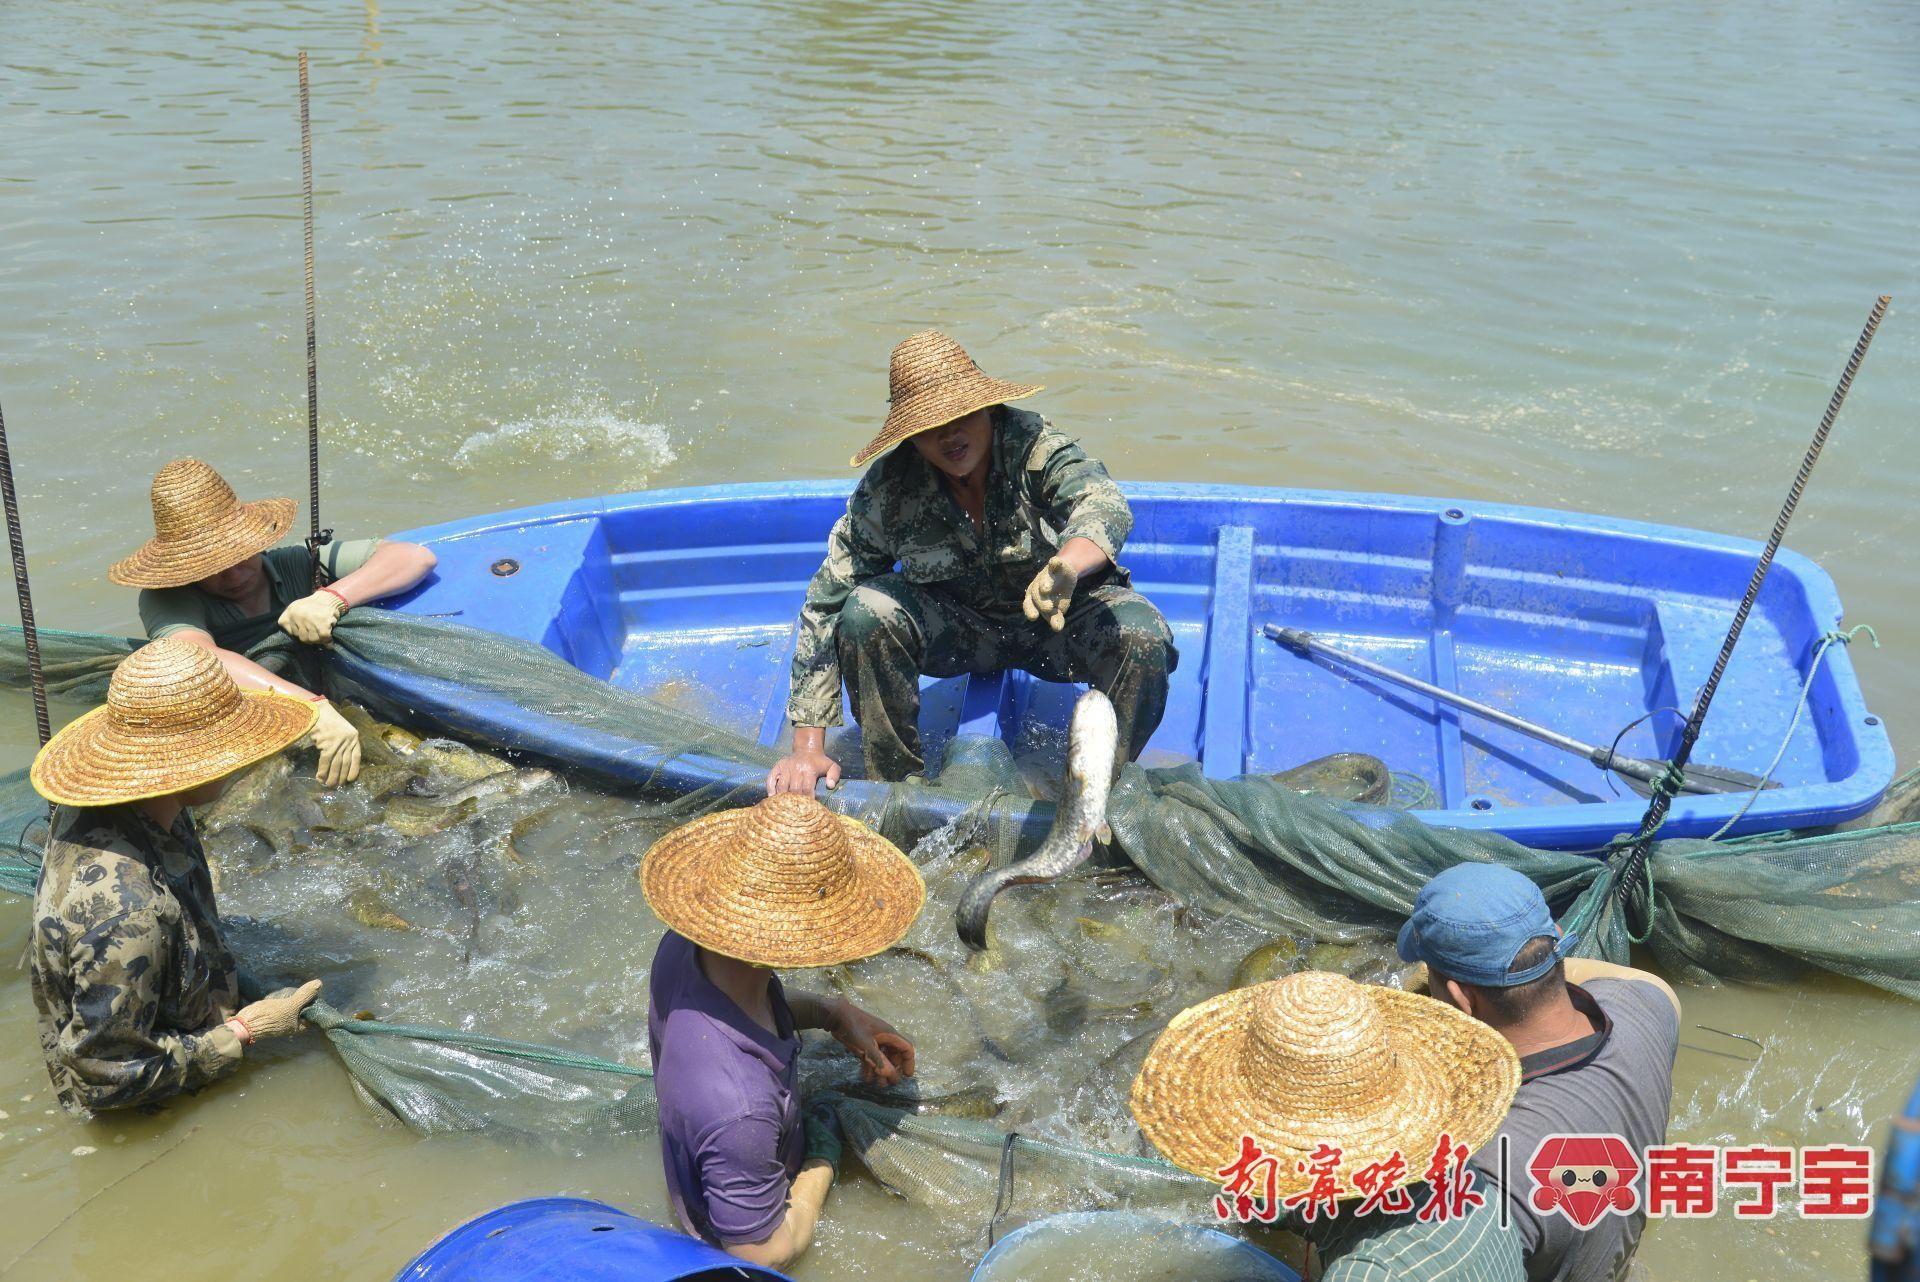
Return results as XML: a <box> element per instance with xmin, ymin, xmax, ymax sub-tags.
<box><xmin>640</xmin><ymin>793</ymin><xmax>923</xmax><ymax>1270</ymax></box>
<box><xmin>768</xmin><ymin>330</ymin><xmax>1176</xmax><ymax>793</ymax></box>
<box><xmin>28</xmin><ymin>640</ymin><xmax>326</xmax><ymax>1117</ymax></box>
<box><xmin>109</xmin><ymin>457</ymin><xmax>437</xmax><ymax>787</ymax></box>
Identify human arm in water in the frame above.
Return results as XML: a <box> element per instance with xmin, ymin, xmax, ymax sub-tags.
<box><xmin>724</xmin><ymin>994</ymin><xmax>908</xmax><ymax>1271</ymax></box>
<box><xmin>165</xmin><ymin>629</ymin><xmax>362</xmax><ymax>786</ymax></box>
<box><xmin>789</xmin><ymin>990</ymin><xmax>916</xmax><ymax>1085</ymax></box>
<box><xmin>724</xmin><ymin>1158</ymin><xmax>835</xmax><ymax>1271</ymax></box>
<box><xmin>278</xmin><ymin>540</ymin><xmax>437</xmax><ymax>643</ymax></box>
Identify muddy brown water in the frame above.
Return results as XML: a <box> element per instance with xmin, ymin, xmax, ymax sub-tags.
<box><xmin>4</xmin><ymin>0</ymin><xmax>1919</xmax><ymax>1276</ymax></box>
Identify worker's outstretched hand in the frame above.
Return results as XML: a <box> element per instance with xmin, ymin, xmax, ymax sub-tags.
<box><xmin>308</xmin><ymin>700</ymin><xmax>363</xmax><ymax>787</ymax></box>
<box><xmin>1022</xmin><ymin>556</ymin><xmax>1079</xmax><ymax>632</ymax></box>
<box><xmin>279</xmin><ymin>590</ymin><xmax>348</xmax><ymax>644</ymax></box>
<box><xmin>768</xmin><ymin>747</ymin><xmax>840</xmax><ymax>797</ymax></box>
<box><xmin>232</xmin><ymin>979</ymin><xmax>323</xmax><ymax>1041</ymax></box>
<box><xmin>825</xmin><ymin>999</ymin><xmax>914</xmax><ymax>1086</ymax></box>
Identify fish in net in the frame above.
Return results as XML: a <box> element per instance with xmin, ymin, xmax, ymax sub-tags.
<box><xmin>3</xmin><ymin>614</ymin><xmax>1920</xmax><ymax>1236</ymax></box>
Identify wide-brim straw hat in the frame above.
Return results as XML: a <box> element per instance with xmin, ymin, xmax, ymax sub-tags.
<box><xmin>1130</xmin><ymin>970</ymin><xmax>1519</xmax><ymax>1191</ymax></box>
<box><xmin>31</xmin><ymin>638</ymin><xmax>318</xmax><ymax>807</ymax></box>
<box><xmin>108</xmin><ymin>458</ymin><xmax>297</xmax><ymax>589</ymax></box>
<box><xmin>640</xmin><ymin>793</ymin><xmax>926</xmax><ymax>969</ymax></box>
<box><xmin>849</xmin><ymin>329</ymin><xmax>1044</xmax><ymax>468</ymax></box>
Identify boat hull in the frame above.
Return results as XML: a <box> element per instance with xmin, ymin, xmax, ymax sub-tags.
<box><xmin>372</xmin><ymin>482</ymin><xmax>1892</xmax><ymax>849</ymax></box>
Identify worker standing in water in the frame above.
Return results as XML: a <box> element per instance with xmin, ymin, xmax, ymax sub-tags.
<box><xmin>108</xmin><ymin>458</ymin><xmax>437</xmax><ymax>786</ymax></box>
<box><xmin>28</xmin><ymin>640</ymin><xmax>328</xmax><ymax>1116</ymax></box>
<box><xmin>641</xmin><ymin>793</ymin><xmax>922</xmax><ymax>1269</ymax></box>
<box><xmin>767</xmin><ymin>330</ymin><xmax>1176</xmax><ymax>794</ymax></box>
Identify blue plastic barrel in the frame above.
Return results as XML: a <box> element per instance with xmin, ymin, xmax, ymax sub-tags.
<box><xmin>1872</xmin><ymin>1074</ymin><xmax>1920</xmax><ymax>1282</ymax></box>
<box><xmin>395</xmin><ymin>1197</ymin><xmax>793</xmax><ymax>1282</ymax></box>
<box><xmin>971</xmin><ymin>1210</ymin><xmax>1298</xmax><ymax>1282</ymax></box>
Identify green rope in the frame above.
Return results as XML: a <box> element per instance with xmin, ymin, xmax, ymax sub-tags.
<box><xmin>303</xmin><ymin>1002</ymin><xmax>653</xmax><ymax>1079</ymax></box>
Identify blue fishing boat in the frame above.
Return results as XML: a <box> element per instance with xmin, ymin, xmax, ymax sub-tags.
<box><xmin>359</xmin><ymin>482</ymin><xmax>1891</xmax><ymax>849</ymax></box>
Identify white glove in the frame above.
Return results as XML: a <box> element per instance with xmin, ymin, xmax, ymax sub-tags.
<box><xmin>309</xmin><ymin>700</ymin><xmax>363</xmax><ymax>787</ymax></box>
<box><xmin>279</xmin><ymin>589</ymin><xmax>349</xmax><ymax>644</ymax></box>
<box><xmin>230</xmin><ymin>979</ymin><xmax>323</xmax><ymax>1043</ymax></box>
<box><xmin>1021</xmin><ymin>556</ymin><xmax>1080</xmax><ymax>633</ymax></box>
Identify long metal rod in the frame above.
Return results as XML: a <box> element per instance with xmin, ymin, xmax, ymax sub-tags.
<box><xmin>0</xmin><ymin>398</ymin><xmax>50</xmax><ymax>746</ymax></box>
<box><xmin>1264</xmin><ymin>625</ymin><xmax>1750</xmax><ymax>795</ymax></box>
<box><xmin>299</xmin><ymin>51</ymin><xmax>327</xmax><ymax>589</ymax></box>
<box><xmin>1611</xmin><ymin>295</ymin><xmax>1888</xmax><ymax>869</ymax></box>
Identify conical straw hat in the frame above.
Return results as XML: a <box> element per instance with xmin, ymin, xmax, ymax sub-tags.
<box><xmin>32</xmin><ymin>639</ymin><xmax>318</xmax><ymax>807</ymax></box>
<box><xmin>108</xmin><ymin>458</ymin><xmax>297</xmax><ymax>589</ymax></box>
<box><xmin>849</xmin><ymin>330</ymin><xmax>1044</xmax><ymax>468</ymax></box>
<box><xmin>640</xmin><ymin>793</ymin><xmax>926</xmax><ymax>969</ymax></box>
<box><xmin>1130</xmin><ymin>971</ymin><xmax>1519</xmax><ymax>1190</ymax></box>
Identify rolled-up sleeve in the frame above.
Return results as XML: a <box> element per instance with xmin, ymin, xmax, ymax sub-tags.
<box><xmin>786</xmin><ymin>495</ymin><xmax>893</xmax><ymax>729</ymax></box>
<box><xmin>696</xmin><ymin>1113</ymin><xmax>793</xmax><ymax>1246</ymax></box>
<box><xmin>57</xmin><ymin>905</ymin><xmax>243</xmax><ymax>1113</ymax></box>
<box><xmin>1030</xmin><ymin>431</ymin><xmax>1132</xmax><ymax>563</ymax></box>
<box><xmin>137</xmin><ymin>587</ymin><xmax>215</xmax><ymax>642</ymax></box>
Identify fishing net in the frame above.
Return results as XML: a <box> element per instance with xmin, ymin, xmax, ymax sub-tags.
<box><xmin>2</xmin><ymin>614</ymin><xmax>1920</xmax><ymax>1242</ymax></box>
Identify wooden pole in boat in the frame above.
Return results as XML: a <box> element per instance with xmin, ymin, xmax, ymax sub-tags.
<box><xmin>298</xmin><ymin>51</ymin><xmax>332</xmax><ymax>589</ymax></box>
<box><xmin>0</xmin><ymin>397</ymin><xmax>50</xmax><ymax>748</ymax></box>
<box><xmin>1606</xmin><ymin>295</ymin><xmax>1889</xmax><ymax>918</ymax></box>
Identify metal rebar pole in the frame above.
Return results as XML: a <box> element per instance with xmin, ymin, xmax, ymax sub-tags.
<box><xmin>299</xmin><ymin>51</ymin><xmax>329</xmax><ymax>589</ymax></box>
<box><xmin>0</xmin><ymin>399</ymin><xmax>50</xmax><ymax>746</ymax></box>
<box><xmin>1611</xmin><ymin>295</ymin><xmax>1890</xmax><ymax>896</ymax></box>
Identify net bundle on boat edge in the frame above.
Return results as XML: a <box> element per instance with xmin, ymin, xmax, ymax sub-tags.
<box><xmin>1</xmin><ymin>613</ymin><xmax>1917</xmax><ymax>1230</ymax></box>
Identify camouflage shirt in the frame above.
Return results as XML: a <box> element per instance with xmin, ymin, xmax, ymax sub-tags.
<box><xmin>788</xmin><ymin>406</ymin><xmax>1135</xmax><ymax>728</ymax></box>
<box><xmin>29</xmin><ymin>804</ymin><xmax>244</xmax><ymax>1117</ymax></box>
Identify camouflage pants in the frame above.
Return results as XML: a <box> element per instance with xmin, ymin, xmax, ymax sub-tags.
<box><xmin>836</xmin><ymin>573</ymin><xmax>1176</xmax><ymax>782</ymax></box>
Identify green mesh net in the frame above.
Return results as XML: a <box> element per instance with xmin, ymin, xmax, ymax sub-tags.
<box><xmin>2</xmin><ymin>615</ymin><xmax>1919</xmax><ymax>1239</ymax></box>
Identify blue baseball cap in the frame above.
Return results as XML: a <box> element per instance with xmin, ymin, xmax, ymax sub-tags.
<box><xmin>1396</xmin><ymin>864</ymin><xmax>1577</xmax><ymax>988</ymax></box>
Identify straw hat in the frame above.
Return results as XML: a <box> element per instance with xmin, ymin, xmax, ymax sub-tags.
<box><xmin>1129</xmin><ymin>971</ymin><xmax>1519</xmax><ymax>1190</ymax></box>
<box><xmin>108</xmin><ymin>458</ymin><xmax>297</xmax><ymax>589</ymax></box>
<box><xmin>31</xmin><ymin>639</ymin><xmax>318</xmax><ymax>807</ymax></box>
<box><xmin>849</xmin><ymin>330</ymin><xmax>1044</xmax><ymax>468</ymax></box>
<box><xmin>639</xmin><ymin>793</ymin><xmax>925</xmax><ymax>969</ymax></box>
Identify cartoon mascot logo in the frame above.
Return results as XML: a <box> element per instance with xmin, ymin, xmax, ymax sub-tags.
<box><xmin>1528</xmin><ymin>1135</ymin><xmax>1641</xmax><ymax>1228</ymax></box>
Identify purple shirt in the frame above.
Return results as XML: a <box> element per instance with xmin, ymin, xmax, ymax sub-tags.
<box><xmin>648</xmin><ymin>931</ymin><xmax>806</xmax><ymax>1246</ymax></box>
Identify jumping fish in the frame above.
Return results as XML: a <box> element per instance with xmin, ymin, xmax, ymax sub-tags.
<box><xmin>954</xmin><ymin>690</ymin><xmax>1116</xmax><ymax>950</ymax></box>
<box><xmin>383</xmin><ymin>767</ymin><xmax>562</xmax><ymax>837</ymax></box>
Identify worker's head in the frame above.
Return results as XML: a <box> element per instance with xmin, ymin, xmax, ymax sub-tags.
<box><xmin>639</xmin><ymin>793</ymin><xmax>926</xmax><ymax>970</ymax></box>
<box><xmin>107</xmin><ymin>458</ymin><xmax>293</xmax><ymax>591</ymax></box>
<box><xmin>848</xmin><ymin>330</ymin><xmax>1043</xmax><ymax>469</ymax></box>
<box><xmin>1397</xmin><ymin>864</ymin><xmax>1577</xmax><ymax>1029</ymax></box>
<box><xmin>29</xmin><ymin>639</ymin><xmax>317</xmax><ymax>809</ymax></box>
<box><xmin>910</xmin><ymin>407</ymin><xmax>995</xmax><ymax>481</ymax></box>
<box><xmin>195</xmin><ymin>554</ymin><xmax>269</xmax><ymax>603</ymax></box>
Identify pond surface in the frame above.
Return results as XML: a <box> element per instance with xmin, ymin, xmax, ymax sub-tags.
<box><xmin>3</xmin><ymin>0</ymin><xmax>1918</xmax><ymax>1276</ymax></box>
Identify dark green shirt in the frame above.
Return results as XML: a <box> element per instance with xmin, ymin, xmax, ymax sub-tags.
<box><xmin>137</xmin><ymin>538</ymin><xmax>381</xmax><ymax>652</ymax></box>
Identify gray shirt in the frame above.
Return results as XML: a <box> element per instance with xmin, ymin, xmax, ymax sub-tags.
<box><xmin>1471</xmin><ymin>978</ymin><xmax>1680</xmax><ymax>1282</ymax></box>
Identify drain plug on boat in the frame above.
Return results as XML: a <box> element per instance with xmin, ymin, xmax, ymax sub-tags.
<box><xmin>491</xmin><ymin>558</ymin><xmax>521</xmax><ymax>577</ymax></box>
